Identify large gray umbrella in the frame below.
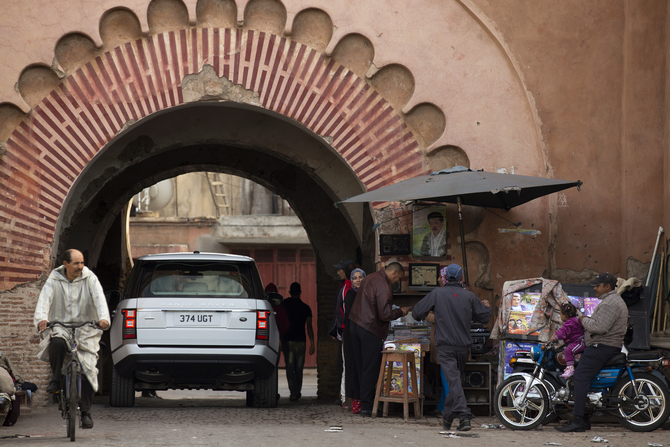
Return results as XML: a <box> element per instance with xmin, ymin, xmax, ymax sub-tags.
<box><xmin>340</xmin><ymin>166</ymin><xmax>582</xmax><ymax>285</ymax></box>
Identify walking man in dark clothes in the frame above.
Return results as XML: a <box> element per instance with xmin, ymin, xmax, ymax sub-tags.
<box><xmin>412</xmin><ymin>264</ymin><xmax>491</xmax><ymax>432</ymax></box>
<box><xmin>282</xmin><ymin>282</ymin><xmax>315</xmax><ymax>401</ymax></box>
<box><xmin>347</xmin><ymin>262</ymin><xmax>409</xmax><ymax>416</ymax></box>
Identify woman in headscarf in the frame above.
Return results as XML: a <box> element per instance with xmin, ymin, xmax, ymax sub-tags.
<box><xmin>342</xmin><ymin>267</ymin><xmax>366</xmax><ymax>414</ymax></box>
<box><xmin>330</xmin><ymin>263</ymin><xmax>357</xmax><ymax>407</ymax></box>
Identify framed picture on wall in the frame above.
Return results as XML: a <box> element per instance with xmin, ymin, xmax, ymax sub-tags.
<box><xmin>408</xmin><ymin>263</ymin><xmax>440</xmax><ymax>292</ymax></box>
<box><xmin>412</xmin><ymin>205</ymin><xmax>450</xmax><ymax>258</ymax></box>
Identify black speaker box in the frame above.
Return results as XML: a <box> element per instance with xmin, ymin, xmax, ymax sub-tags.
<box><xmin>463</xmin><ymin>370</ymin><xmax>486</xmax><ymax>388</ymax></box>
<box><xmin>627</xmin><ymin>286</ymin><xmax>651</xmax><ymax>350</ymax></box>
<box><xmin>379</xmin><ymin>234</ymin><xmax>411</xmax><ymax>255</ymax></box>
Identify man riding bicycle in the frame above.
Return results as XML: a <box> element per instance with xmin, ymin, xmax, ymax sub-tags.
<box><xmin>34</xmin><ymin>249</ymin><xmax>110</xmax><ymax>429</ymax></box>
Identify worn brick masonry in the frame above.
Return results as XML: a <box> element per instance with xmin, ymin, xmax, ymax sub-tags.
<box><xmin>0</xmin><ymin>279</ymin><xmax>52</xmax><ymax>406</ymax></box>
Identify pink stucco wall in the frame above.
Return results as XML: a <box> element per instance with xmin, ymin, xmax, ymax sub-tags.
<box><xmin>0</xmin><ymin>0</ymin><xmax>666</xmax><ymax>282</ymax></box>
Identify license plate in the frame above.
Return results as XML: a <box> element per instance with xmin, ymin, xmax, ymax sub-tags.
<box><xmin>173</xmin><ymin>312</ymin><xmax>221</xmax><ymax>326</ymax></box>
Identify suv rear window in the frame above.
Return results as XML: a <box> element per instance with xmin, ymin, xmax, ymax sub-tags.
<box><xmin>134</xmin><ymin>261</ymin><xmax>255</xmax><ymax>298</ymax></box>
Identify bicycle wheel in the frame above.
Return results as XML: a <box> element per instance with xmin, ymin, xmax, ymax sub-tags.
<box><xmin>68</xmin><ymin>364</ymin><xmax>78</xmax><ymax>442</ymax></box>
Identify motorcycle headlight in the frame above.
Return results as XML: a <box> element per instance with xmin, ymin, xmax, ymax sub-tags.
<box><xmin>531</xmin><ymin>345</ymin><xmax>542</xmax><ymax>361</ymax></box>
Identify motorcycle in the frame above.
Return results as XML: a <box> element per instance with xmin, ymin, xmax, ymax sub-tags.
<box><xmin>493</xmin><ymin>341</ymin><xmax>670</xmax><ymax>432</ymax></box>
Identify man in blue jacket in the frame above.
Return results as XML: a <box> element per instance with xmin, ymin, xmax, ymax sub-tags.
<box><xmin>412</xmin><ymin>264</ymin><xmax>491</xmax><ymax>432</ymax></box>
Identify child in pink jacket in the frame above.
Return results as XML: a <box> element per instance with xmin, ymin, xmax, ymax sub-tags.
<box><xmin>551</xmin><ymin>302</ymin><xmax>585</xmax><ymax>378</ymax></box>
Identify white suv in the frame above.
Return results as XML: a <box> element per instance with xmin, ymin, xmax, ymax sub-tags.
<box><xmin>109</xmin><ymin>252</ymin><xmax>279</xmax><ymax>407</ymax></box>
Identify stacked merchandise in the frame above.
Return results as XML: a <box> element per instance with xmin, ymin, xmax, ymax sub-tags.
<box><xmin>410</xmin><ymin>324</ymin><xmax>430</xmax><ymax>343</ymax></box>
<box><xmin>387</xmin><ymin>323</ymin><xmax>430</xmax><ymax>344</ymax></box>
<box><xmin>391</xmin><ymin>324</ymin><xmax>411</xmax><ymax>341</ymax></box>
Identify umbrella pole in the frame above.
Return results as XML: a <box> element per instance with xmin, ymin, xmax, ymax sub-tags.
<box><xmin>457</xmin><ymin>197</ymin><xmax>469</xmax><ymax>286</ymax></box>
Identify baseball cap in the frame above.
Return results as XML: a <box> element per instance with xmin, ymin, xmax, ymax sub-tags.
<box><xmin>445</xmin><ymin>263</ymin><xmax>463</xmax><ymax>281</ymax></box>
<box><xmin>588</xmin><ymin>272</ymin><xmax>617</xmax><ymax>287</ymax></box>
<box><xmin>333</xmin><ymin>259</ymin><xmax>354</xmax><ymax>269</ymax></box>
<box><xmin>289</xmin><ymin>282</ymin><xmax>302</xmax><ymax>295</ymax></box>
<box><xmin>265</xmin><ymin>283</ymin><xmax>278</xmax><ymax>294</ymax></box>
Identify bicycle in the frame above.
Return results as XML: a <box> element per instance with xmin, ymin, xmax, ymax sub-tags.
<box><xmin>45</xmin><ymin>321</ymin><xmax>99</xmax><ymax>442</ymax></box>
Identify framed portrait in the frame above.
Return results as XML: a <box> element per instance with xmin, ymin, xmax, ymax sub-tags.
<box><xmin>412</xmin><ymin>205</ymin><xmax>450</xmax><ymax>258</ymax></box>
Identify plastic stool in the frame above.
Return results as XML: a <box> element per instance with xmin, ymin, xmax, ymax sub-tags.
<box><xmin>372</xmin><ymin>350</ymin><xmax>421</xmax><ymax>421</ymax></box>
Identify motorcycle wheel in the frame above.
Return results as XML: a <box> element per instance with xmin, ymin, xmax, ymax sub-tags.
<box><xmin>613</xmin><ymin>372</ymin><xmax>670</xmax><ymax>432</ymax></box>
<box><xmin>494</xmin><ymin>376</ymin><xmax>549</xmax><ymax>430</ymax></box>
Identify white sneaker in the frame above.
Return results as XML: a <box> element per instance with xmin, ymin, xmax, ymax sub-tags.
<box><xmin>561</xmin><ymin>365</ymin><xmax>575</xmax><ymax>378</ymax></box>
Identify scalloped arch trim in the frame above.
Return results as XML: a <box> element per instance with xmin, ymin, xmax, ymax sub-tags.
<box><xmin>0</xmin><ymin>27</ymin><xmax>425</xmax><ymax>287</ymax></box>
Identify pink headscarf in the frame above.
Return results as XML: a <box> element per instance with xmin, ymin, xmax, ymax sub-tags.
<box><xmin>440</xmin><ymin>266</ymin><xmax>449</xmax><ymax>285</ymax></box>
<box><xmin>441</xmin><ymin>264</ymin><xmax>464</xmax><ymax>285</ymax></box>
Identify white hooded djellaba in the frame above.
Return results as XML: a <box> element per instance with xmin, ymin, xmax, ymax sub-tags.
<box><xmin>34</xmin><ymin>266</ymin><xmax>110</xmax><ymax>392</ymax></box>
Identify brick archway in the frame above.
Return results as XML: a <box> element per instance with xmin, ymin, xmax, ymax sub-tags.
<box><xmin>0</xmin><ymin>27</ymin><xmax>425</xmax><ymax>289</ymax></box>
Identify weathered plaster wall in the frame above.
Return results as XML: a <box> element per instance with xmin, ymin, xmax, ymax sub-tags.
<box><xmin>0</xmin><ymin>0</ymin><xmax>549</xmax><ymax>292</ymax></box>
<box><xmin>129</xmin><ymin>217</ymin><xmax>217</xmax><ymax>254</ymax></box>
<box><xmin>0</xmin><ymin>0</ymin><xmax>543</xmax><ymax>170</ymax></box>
<box><xmin>470</xmin><ymin>0</ymin><xmax>667</xmax><ymax>278</ymax></box>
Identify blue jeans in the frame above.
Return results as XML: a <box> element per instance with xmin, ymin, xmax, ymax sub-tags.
<box><xmin>283</xmin><ymin>341</ymin><xmax>306</xmax><ymax>397</ymax></box>
<box><xmin>436</xmin><ymin>369</ymin><xmax>450</xmax><ymax>412</ymax></box>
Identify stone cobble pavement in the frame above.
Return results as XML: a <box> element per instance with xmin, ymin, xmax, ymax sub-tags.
<box><xmin>3</xmin><ymin>370</ymin><xmax>669</xmax><ymax>447</ymax></box>
<box><xmin>3</xmin><ymin>395</ymin><xmax>670</xmax><ymax>447</ymax></box>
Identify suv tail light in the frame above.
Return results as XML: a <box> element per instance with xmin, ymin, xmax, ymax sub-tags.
<box><xmin>256</xmin><ymin>311</ymin><xmax>270</xmax><ymax>340</ymax></box>
<box><xmin>122</xmin><ymin>309</ymin><xmax>137</xmax><ymax>339</ymax></box>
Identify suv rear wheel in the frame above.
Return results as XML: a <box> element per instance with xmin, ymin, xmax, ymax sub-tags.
<box><xmin>110</xmin><ymin>365</ymin><xmax>135</xmax><ymax>407</ymax></box>
<box><xmin>252</xmin><ymin>368</ymin><xmax>278</xmax><ymax>408</ymax></box>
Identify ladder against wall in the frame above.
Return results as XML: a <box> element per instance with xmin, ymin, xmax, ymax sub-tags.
<box><xmin>206</xmin><ymin>172</ymin><xmax>232</xmax><ymax>217</ymax></box>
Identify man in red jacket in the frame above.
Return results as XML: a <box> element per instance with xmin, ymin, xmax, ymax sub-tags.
<box><xmin>347</xmin><ymin>262</ymin><xmax>409</xmax><ymax>416</ymax></box>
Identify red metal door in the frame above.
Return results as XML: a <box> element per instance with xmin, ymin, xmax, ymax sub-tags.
<box><xmin>276</xmin><ymin>249</ymin><xmax>297</xmax><ymax>299</ymax></box>
<box><xmin>253</xmin><ymin>249</ymin><xmax>275</xmax><ymax>288</ymax></box>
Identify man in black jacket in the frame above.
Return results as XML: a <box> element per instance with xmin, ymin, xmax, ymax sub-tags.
<box><xmin>412</xmin><ymin>264</ymin><xmax>491</xmax><ymax>432</ymax></box>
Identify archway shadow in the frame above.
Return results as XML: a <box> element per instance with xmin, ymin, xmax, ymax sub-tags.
<box><xmin>58</xmin><ymin>102</ymin><xmax>373</xmax><ymax>400</ymax></box>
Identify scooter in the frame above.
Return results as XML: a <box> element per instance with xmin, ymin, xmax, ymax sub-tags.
<box><xmin>493</xmin><ymin>341</ymin><xmax>670</xmax><ymax>432</ymax></box>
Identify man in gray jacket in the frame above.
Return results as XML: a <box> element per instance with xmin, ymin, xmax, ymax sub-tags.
<box><xmin>412</xmin><ymin>264</ymin><xmax>491</xmax><ymax>432</ymax></box>
<box><xmin>556</xmin><ymin>272</ymin><xmax>628</xmax><ymax>432</ymax></box>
